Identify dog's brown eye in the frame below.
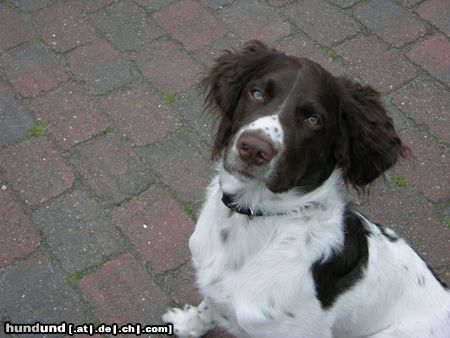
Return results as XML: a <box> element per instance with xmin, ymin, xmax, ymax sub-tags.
<box><xmin>305</xmin><ymin>115</ymin><xmax>320</xmax><ymax>126</ymax></box>
<box><xmin>251</xmin><ymin>90</ymin><xmax>264</xmax><ymax>101</ymax></box>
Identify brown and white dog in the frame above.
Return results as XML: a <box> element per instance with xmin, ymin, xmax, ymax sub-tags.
<box><xmin>162</xmin><ymin>41</ymin><xmax>450</xmax><ymax>338</ymax></box>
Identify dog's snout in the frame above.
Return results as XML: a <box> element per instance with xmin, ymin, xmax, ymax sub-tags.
<box><xmin>237</xmin><ymin>132</ymin><xmax>277</xmax><ymax>166</ymax></box>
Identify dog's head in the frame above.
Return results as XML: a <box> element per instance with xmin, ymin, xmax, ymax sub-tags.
<box><xmin>203</xmin><ymin>40</ymin><xmax>407</xmax><ymax>193</ymax></box>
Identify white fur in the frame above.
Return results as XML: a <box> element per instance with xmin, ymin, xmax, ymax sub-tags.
<box><xmin>162</xmin><ymin>163</ymin><xmax>450</xmax><ymax>338</ymax></box>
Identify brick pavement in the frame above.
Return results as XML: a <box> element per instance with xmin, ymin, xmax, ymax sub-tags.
<box><xmin>0</xmin><ymin>0</ymin><xmax>448</xmax><ymax>337</ymax></box>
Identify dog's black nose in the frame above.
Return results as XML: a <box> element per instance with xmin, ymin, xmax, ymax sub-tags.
<box><xmin>237</xmin><ymin>132</ymin><xmax>277</xmax><ymax>166</ymax></box>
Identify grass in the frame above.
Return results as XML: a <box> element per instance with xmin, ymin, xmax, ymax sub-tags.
<box><xmin>103</xmin><ymin>126</ymin><xmax>113</xmax><ymax>134</ymax></box>
<box><xmin>329</xmin><ymin>50</ymin><xmax>342</xmax><ymax>64</ymax></box>
<box><xmin>184</xmin><ymin>204</ymin><xmax>195</xmax><ymax>219</ymax></box>
<box><xmin>392</xmin><ymin>175</ymin><xmax>408</xmax><ymax>188</ymax></box>
<box><xmin>34</xmin><ymin>36</ymin><xmax>45</xmax><ymax>45</ymax></box>
<box><xmin>29</xmin><ymin>121</ymin><xmax>48</xmax><ymax>137</ymax></box>
<box><xmin>163</xmin><ymin>94</ymin><xmax>177</xmax><ymax>106</ymax></box>
<box><xmin>70</xmin><ymin>272</ymin><xmax>84</xmax><ymax>281</ymax></box>
<box><xmin>443</xmin><ymin>216</ymin><xmax>450</xmax><ymax>229</ymax></box>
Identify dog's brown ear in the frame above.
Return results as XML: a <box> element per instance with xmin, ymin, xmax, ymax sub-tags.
<box><xmin>202</xmin><ymin>40</ymin><xmax>279</xmax><ymax>160</ymax></box>
<box><xmin>334</xmin><ymin>77</ymin><xmax>408</xmax><ymax>188</ymax></box>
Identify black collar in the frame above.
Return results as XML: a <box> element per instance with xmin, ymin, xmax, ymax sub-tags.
<box><xmin>221</xmin><ymin>193</ymin><xmax>287</xmax><ymax>219</ymax></box>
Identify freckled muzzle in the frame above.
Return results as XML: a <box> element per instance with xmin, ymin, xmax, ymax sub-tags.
<box><xmin>224</xmin><ymin>114</ymin><xmax>285</xmax><ymax>181</ymax></box>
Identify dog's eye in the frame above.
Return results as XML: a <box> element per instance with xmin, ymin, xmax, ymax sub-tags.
<box><xmin>251</xmin><ymin>90</ymin><xmax>264</xmax><ymax>101</ymax></box>
<box><xmin>305</xmin><ymin>115</ymin><xmax>321</xmax><ymax>126</ymax></box>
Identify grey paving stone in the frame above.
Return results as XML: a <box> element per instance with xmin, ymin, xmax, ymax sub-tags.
<box><xmin>0</xmin><ymin>86</ymin><xmax>33</xmax><ymax>146</ymax></box>
<box><xmin>89</xmin><ymin>1</ymin><xmax>164</xmax><ymax>52</ymax></box>
<box><xmin>0</xmin><ymin>253</ymin><xmax>84</xmax><ymax>337</ymax></box>
<box><xmin>32</xmin><ymin>190</ymin><xmax>125</xmax><ymax>273</ymax></box>
<box><xmin>69</xmin><ymin>134</ymin><xmax>153</xmax><ymax>205</ymax></box>
<box><xmin>10</xmin><ymin>0</ymin><xmax>52</xmax><ymax>12</ymax></box>
<box><xmin>285</xmin><ymin>0</ymin><xmax>359</xmax><ymax>47</ymax></box>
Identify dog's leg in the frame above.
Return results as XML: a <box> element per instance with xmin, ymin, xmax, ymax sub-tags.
<box><xmin>162</xmin><ymin>299</ymin><xmax>215</xmax><ymax>338</ymax></box>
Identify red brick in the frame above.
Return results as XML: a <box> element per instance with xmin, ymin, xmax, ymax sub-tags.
<box><xmin>407</xmin><ymin>34</ymin><xmax>450</xmax><ymax>87</ymax></box>
<box><xmin>220</xmin><ymin>0</ymin><xmax>291</xmax><ymax>43</ymax></box>
<box><xmin>354</xmin><ymin>0</ymin><xmax>426</xmax><ymax>47</ymax></box>
<box><xmin>67</xmin><ymin>40</ymin><xmax>132</xmax><ymax>94</ymax></box>
<box><xmin>0</xmin><ymin>191</ymin><xmax>40</xmax><ymax>268</ymax></box>
<box><xmin>0</xmin><ymin>137</ymin><xmax>75</xmax><ymax>207</ymax></box>
<box><xmin>137</xmin><ymin>131</ymin><xmax>214</xmax><ymax>204</ymax></box>
<box><xmin>154</xmin><ymin>0</ymin><xmax>225</xmax><ymax>51</ymax></box>
<box><xmin>112</xmin><ymin>187</ymin><xmax>195</xmax><ymax>272</ymax></box>
<box><xmin>337</xmin><ymin>36</ymin><xmax>416</xmax><ymax>92</ymax></box>
<box><xmin>395</xmin><ymin>131</ymin><xmax>450</xmax><ymax>202</ymax></box>
<box><xmin>0</xmin><ymin>42</ymin><xmax>69</xmax><ymax>97</ymax></box>
<box><xmin>134</xmin><ymin>39</ymin><xmax>202</xmax><ymax>93</ymax></box>
<box><xmin>276</xmin><ymin>34</ymin><xmax>347</xmax><ymax>77</ymax></box>
<box><xmin>391</xmin><ymin>78</ymin><xmax>450</xmax><ymax>143</ymax></box>
<box><xmin>0</xmin><ymin>4</ymin><xmax>30</xmax><ymax>53</ymax></box>
<box><xmin>31</xmin><ymin>83</ymin><xmax>109</xmax><ymax>150</ymax></box>
<box><xmin>32</xmin><ymin>3</ymin><xmax>95</xmax><ymax>53</ymax></box>
<box><xmin>98</xmin><ymin>85</ymin><xmax>179</xmax><ymax>146</ymax></box>
<box><xmin>69</xmin><ymin>134</ymin><xmax>153</xmax><ymax>205</ymax></box>
<box><xmin>285</xmin><ymin>0</ymin><xmax>358</xmax><ymax>47</ymax></box>
<box><xmin>417</xmin><ymin>0</ymin><xmax>450</xmax><ymax>35</ymax></box>
<box><xmin>80</xmin><ymin>254</ymin><xmax>169</xmax><ymax>323</ymax></box>
<box><xmin>363</xmin><ymin>188</ymin><xmax>450</xmax><ymax>268</ymax></box>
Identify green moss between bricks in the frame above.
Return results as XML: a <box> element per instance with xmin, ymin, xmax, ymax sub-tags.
<box><xmin>392</xmin><ymin>175</ymin><xmax>408</xmax><ymax>188</ymax></box>
<box><xmin>443</xmin><ymin>216</ymin><xmax>450</xmax><ymax>229</ymax></box>
<box><xmin>328</xmin><ymin>50</ymin><xmax>342</xmax><ymax>64</ymax></box>
<box><xmin>163</xmin><ymin>94</ymin><xmax>177</xmax><ymax>106</ymax></box>
<box><xmin>29</xmin><ymin>121</ymin><xmax>48</xmax><ymax>137</ymax></box>
<box><xmin>184</xmin><ymin>204</ymin><xmax>194</xmax><ymax>218</ymax></box>
<box><xmin>70</xmin><ymin>272</ymin><xmax>84</xmax><ymax>281</ymax></box>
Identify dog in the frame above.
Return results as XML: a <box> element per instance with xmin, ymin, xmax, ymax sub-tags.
<box><xmin>162</xmin><ymin>41</ymin><xmax>450</xmax><ymax>338</ymax></box>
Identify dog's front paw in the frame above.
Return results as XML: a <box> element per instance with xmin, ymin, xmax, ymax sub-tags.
<box><xmin>162</xmin><ymin>304</ymin><xmax>213</xmax><ymax>338</ymax></box>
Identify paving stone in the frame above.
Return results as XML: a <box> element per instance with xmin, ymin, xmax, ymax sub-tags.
<box><xmin>0</xmin><ymin>86</ymin><xmax>33</xmax><ymax>147</ymax></box>
<box><xmin>416</xmin><ymin>0</ymin><xmax>450</xmax><ymax>35</ymax></box>
<box><xmin>328</xmin><ymin>0</ymin><xmax>360</xmax><ymax>8</ymax></box>
<box><xmin>0</xmin><ymin>42</ymin><xmax>68</xmax><ymax>97</ymax></box>
<box><xmin>193</xmin><ymin>34</ymin><xmax>241</xmax><ymax>67</ymax></box>
<box><xmin>391</xmin><ymin>78</ymin><xmax>450</xmax><ymax>143</ymax></box>
<box><xmin>354</xmin><ymin>0</ymin><xmax>426</xmax><ymax>47</ymax></box>
<box><xmin>10</xmin><ymin>0</ymin><xmax>51</xmax><ymax>12</ymax></box>
<box><xmin>362</xmin><ymin>188</ymin><xmax>450</xmax><ymax>268</ymax></box>
<box><xmin>67</xmin><ymin>40</ymin><xmax>132</xmax><ymax>95</ymax></box>
<box><xmin>171</xmin><ymin>87</ymin><xmax>214</xmax><ymax>144</ymax></box>
<box><xmin>98</xmin><ymin>85</ymin><xmax>179</xmax><ymax>146</ymax></box>
<box><xmin>276</xmin><ymin>34</ymin><xmax>348</xmax><ymax>77</ymax></box>
<box><xmin>337</xmin><ymin>36</ymin><xmax>417</xmax><ymax>92</ymax></box>
<box><xmin>0</xmin><ymin>253</ymin><xmax>84</xmax><ymax>332</ymax></box>
<box><xmin>220</xmin><ymin>0</ymin><xmax>291</xmax><ymax>43</ymax></box>
<box><xmin>72</xmin><ymin>0</ymin><xmax>115</xmax><ymax>13</ymax></box>
<box><xmin>32</xmin><ymin>190</ymin><xmax>125</xmax><ymax>273</ymax></box>
<box><xmin>154</xmin><ymin>0</ymin><xmax>225</xmax><ymax>51</ymax></box>
<box><xmin>32</xmin><ymin>3</ymin><xmax>96</xmax><ymax>53</ymax></box>
<box><xmin>134</xmin><ymin>39</ymin><xmax>202</xmax><ymax>93</ymax></box>
<box><xmin>30</xmin><ymin>83</ymin><xmax>109</xmax><ymax>150</ymax></box>
<box><xmin>79</xmin><ymin>254</ymin><xmax>169</xmax><ymax>324</ymax></box>
<box><xmin>384</xmin><ymin>100</ymin><xmax>410</xmax><ymax>133</ymax></box>
<box><xmin>0</xmin><ymin>190</ymin><xmax>40</xmax><ymax>268</ymax></box>
<box><xmin>70</xmin><ymin>134</ymin><xmax>153</xmax><ymax>205</ymax></box>
<box><xmin>137</xmin><ymin>130</ymin><xmax>214</xmax><ymax>204</ymax></box>
<box><xmin>0</xmin><ymin>137</ymin><xmax>75</xmax><ymax>207</ymax></box>
<box><xmin>164</xmin><ymin>264</ymin><xmax>201</xmax><ymax>305</ymax></box>
<box><xmin>112</xmin><ymin>186</ymin><xmax>195</xmax><ymax>272</ymax></box>
<box><xmin>265</xmin><ymin>0</ymin><xmax>290</xmax><ymax>7</ymax></box>
<box><xmin>285</xmin><ymin>0</ymin><xmax>359</xmax><ymax>47</ymax></box>
<box><xmin>397</xmin><ymin>0</ymin><xmax>423</xmax><ymax>8</ymax></box>
<box><xmin>394</xmin><ymin>131</ymin><xmax>450</xmax><ymax>202</ymax></box>
<box><xmin>407</xmin><ymin>34</ymin><xmax>450</xmax><ymax>87</ymax></box>
<box><xmin>90</xmin><ymin>2</ymin><xmax>163</xmax><ymax>52</ymax></box>
<box><xmin>0</xmin><ymin>4</ymin><xmax>30</xmax><ymax>53</ymax></box>
<box><xmin>134</xmin><ymin>0</ymin><xmax>176</xmax><ymax>10</ymax></box>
